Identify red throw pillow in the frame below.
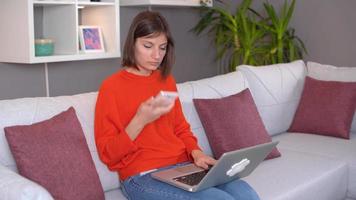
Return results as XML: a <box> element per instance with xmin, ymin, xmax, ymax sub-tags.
<box><xmin>5</xmin><ymin>107</ymin><xmax>104</xmax><ymax>200</ymax></box>
<box><xmin>289</xmin><ymin>77</ymin><xmax>356</xmax><ymax>139</ymax></box>
<box><xmin>193</xmin><ymin>89</ymin><xmax>281</xmax><ymax>159</ymax></box>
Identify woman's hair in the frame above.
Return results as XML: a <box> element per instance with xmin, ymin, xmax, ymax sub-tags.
<box><xmin>122</xmin><ymin>11</ymin><xmax>175</xmax><ymax>78</ymax></box>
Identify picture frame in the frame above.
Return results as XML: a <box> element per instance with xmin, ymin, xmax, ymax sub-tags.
<box><xmin>79</xmin><ymin>26</ymin><xmax>105</xmax><ymax>53</ymax></box>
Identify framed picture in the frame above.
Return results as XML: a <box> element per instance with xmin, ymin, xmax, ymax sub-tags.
<box><xmin>79</xmin><ymin>26</ymin><xmax>105</xmax><ymax>53</ymax></box>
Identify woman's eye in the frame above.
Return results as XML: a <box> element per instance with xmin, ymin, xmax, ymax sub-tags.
<box><xmin>143</xmin><ymin>44</ymin><xmax>152</xmax><ymax>48</ymax></box>
<box><xmin>160</xmin><ymin>46</ymin><xmax>167</xmax><ymax>51</ymax></box>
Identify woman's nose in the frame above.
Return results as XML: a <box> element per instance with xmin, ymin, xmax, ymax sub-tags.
<box><xmin>152</xmin><ymin>48</ymin><xmax>161</xmax><ymax>60</ymax></box>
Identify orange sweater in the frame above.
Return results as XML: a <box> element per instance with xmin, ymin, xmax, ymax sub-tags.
<box><xmin>95</xmin><ymin>70</ymin><xmax>201</xmax><ymax>180</ymax></box>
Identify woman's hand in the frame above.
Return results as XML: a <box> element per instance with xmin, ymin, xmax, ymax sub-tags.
<box><xmin>191</xmin><ymin>150</ymin><xmax>217</xmax><ymax>170</ymax></box>
<box><xmin>126</xmin><ymin>96</ymin><xmax>175</xmax><ymax>140</ymax></box>
<box><xmin>136</xmin><ymin>95</ymin><xmax>175</xmax><ymax>125</ymax></box>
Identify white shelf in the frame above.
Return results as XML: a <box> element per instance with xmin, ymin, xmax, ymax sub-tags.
<box><xmin>120</xmin><ymin>0</ymin><xmax>212</xmax><ymax>7</ymax></box>
<box><xmin>0</xmin><ymin>0</ymin><xmax>120</xmax><ymax>64</ymax></box>
<box><xmin>34</xmin><ymin>1</ymin><xmax>76</xmax><ymax>6</ymax></box>
<box><xmin>30</xmin><ymin>52</ymin><xmax>120</xmax><ymax>63</ymax></box>
<box><xmin>78</xmin><ymin>2</ymin><xmax>115</xmax><ymax>6</ymax></box>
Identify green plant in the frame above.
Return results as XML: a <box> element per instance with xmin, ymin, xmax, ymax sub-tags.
<box><xmin>192</xmin><ymin>0</ymin><xmax>307</xmax><ymax>72</ymax></box>
<box><xmin>260</xmin><ymin>0</ymin><xmax>307</xmax><ymax>64</ymax></box>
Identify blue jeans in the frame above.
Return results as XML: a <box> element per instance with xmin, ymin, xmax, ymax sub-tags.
<box><xmin>121</xmin><ymin>163</ymin><xmax>260</xmax><ymax>200</ymax></box>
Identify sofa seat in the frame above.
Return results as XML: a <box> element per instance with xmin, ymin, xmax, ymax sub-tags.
<box><xmin>273</xmin><ymin>132</ymin><xmax>356</xmax><ymax>199</ymax></box>
<box><xmin>104</xmin><ymin>189</ymin><xmax>126</xmax><ymax>200</ymax></box>
<box><xmin>243</xmin><ymin>148</ymin><xmax>348</xmax><ymax>200</ymax></box>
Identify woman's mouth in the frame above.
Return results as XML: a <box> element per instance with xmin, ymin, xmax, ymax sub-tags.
<box><xmin>148</xmin><ymin>62</ymin><xmax>160</xmax><ymax>66</ymax></box>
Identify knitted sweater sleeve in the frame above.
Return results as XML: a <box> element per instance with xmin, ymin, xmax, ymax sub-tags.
<box><xmin>94</xmin><ymin>86</ymin><xmax>138</xmax><ymax>170</ymax></box>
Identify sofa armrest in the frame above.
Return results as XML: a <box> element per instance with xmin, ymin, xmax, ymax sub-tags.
<box><xmin>0</xmin><ymin>164</ymin><xmax>53</xmax><ymax>200</ymax></box>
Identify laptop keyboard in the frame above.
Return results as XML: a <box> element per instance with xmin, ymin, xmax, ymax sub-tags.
<box><xmin>173</xmin><ymin>170</ymin><xmax>209</xmax><ymax>186</ymax></box>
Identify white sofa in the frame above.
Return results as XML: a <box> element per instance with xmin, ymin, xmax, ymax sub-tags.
<box><xmin>0</xmin><ymin>60</ymin><xmax>355</xmax><ymax>200</ymax></box>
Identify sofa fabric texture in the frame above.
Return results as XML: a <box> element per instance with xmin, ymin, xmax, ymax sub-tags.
<box><xmin>193</xmin><ymin>88</ymin><xmax>281</xmax><ymax>159</ymax></box>
<box><xmin>238</xmin><ymin>60</ymin><xmax>307</xmax><ymax>136</ymax></box>
<box><xmin>289</xmin><ymin>77</ymin><xmax>356</xmax><ymax>139</ymax></box>
<box><xmin>4</xmin><ymin>107</ymin><xmax>105</xmax><ymax>200</ymax></box>
<box><xmin>274</xmin><ymin>133</ymin><xmax>356</xmax><ymax>199</ymax></box>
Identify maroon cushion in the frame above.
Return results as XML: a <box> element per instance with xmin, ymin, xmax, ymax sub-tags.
<box><xmin>289</xmin><ymin>76</ymin><xmax>356</xmax><ymax>139</ymax></box>
<box><xmin>193</xmin><ymin>89</ymin><xmax>281</xmax><ymax>159</ymax></box>
<box><xmin>5</xmin><ymin>107</ymin><xmax>104</xmax><ymax>200</ymax></box>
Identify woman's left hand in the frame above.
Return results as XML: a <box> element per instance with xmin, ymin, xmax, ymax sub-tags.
<box><xmin>191</xmin><ymin>150</ymin><xmax>217</xmax><ymax>170</ymax></box>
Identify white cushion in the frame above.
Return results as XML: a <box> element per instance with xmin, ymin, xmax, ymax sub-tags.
<box><xmin>238</xmin><ymin>60</ymin><xmax>307</xmax><ymax>136</ymax></box>
<box><xmin>349</xmin><ymin>163</ymin><xmax>356</xmax><ymax>198</ymax></box>
<box><xmin>0</xmin><ymin>164</ymin><xmax>53</xmax><ymax>200</ymax></box>
<box><xmin>273</xmin><ymin>133</ymin><xmax>356</xmax><ymax>198</ymax></box>
<box><xmin>243</xmin><ymin>148</ymin><xmax>348</xmax><ymax>200</ymax></box>
<box><xmin>177</xmin><ymin>71</ymin><xmax>248</xmax><ymax>155</ymax></box>
<box><xmin>104</xmin><ymin>189</ymin><xmax>127</xmax><ymax>200</ymax></box>
<box><xmin>0</xmin><ymin>93</ymin><xmax>119</xmax><ymax>192</ymax></box>
<box><xmin>307</xmin><ymin>61</ymin><xmax>356</xmax><ymax>82</ymax></box>
<box><xmin>307</xmin><ymin>61</ymin><xmax>356</xmax><ymax>133</ymax></box>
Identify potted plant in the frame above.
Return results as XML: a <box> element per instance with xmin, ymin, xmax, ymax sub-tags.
<box><xmin>193</xmin><ymin>0</ymin><xmax>307</xmax><ymax>72</ymax></box>
<box><xmin>260</xmin><ymin>0</ymin><xmax>307</xmax><ymax>64</ymax></box>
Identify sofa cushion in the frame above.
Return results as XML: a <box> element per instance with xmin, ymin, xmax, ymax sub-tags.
<box><xmin>243</xmin><ymin>148</ymin><xmax>348</xmax><ymax>200</ymax></box>
<box><xmin>273</xmin><ymin>132</ymin><xmax>356</xmax><ymax>199</ymax></box>
<box><xmin>104</xmin><ymin>188</ymin><xmax>127</xmax><ymax>200</ymax></box>
<box><xmin>307</xmin><ymin>61</ymin><xmax>356</xmax><ymax>133</ymax></box>
<box><xmin>193</xmin><ymin>89</ymin><xmax>281</xmax><ymax>159</ymax></box>
<box><xmin>0</xmin><ymin>93</ymin><xmax>119</xmax><ymax>192</ymax></box>
<box><xmin>177</xmin><ymin>71</ymin><xmax>248</xmax><ymax>156</ymax></box>
<box><xmin>238</xmin><ymin>60</ymin><xmax>307</xmax><ymax>136</ymax></box>
<box><xmin>289</xmin><ymin>77</ymin><xmax>356</xmax><ymax>139</ymax></box>
<box><xmin>4</xmin><ymin>107</ymin><xmax>105</xmax><ymax>200</ymax></box>
<box><xmin>0</xmin><ymin>164</ymin><xmax>54</xmax><ymax>200</ymax></box>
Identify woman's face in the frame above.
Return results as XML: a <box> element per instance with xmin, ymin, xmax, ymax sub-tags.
<box><xmin>134</xmin><ymin>33</ymin><xmax>167</xmax><ymax>75</ymax></box>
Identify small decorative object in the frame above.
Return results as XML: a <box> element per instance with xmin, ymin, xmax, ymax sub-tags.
<box><xmin>200</xmin><ymin>0</ymin><xmax>212</xmax><ymax>6</ymax></box>
<box><xmin>79</xmin><ymin>26</ymin><xmax>105</xmax><ymax>53</ymax></box>
<box><xmin>35</xmin><ymin>39</ymin><xmax>54</xmax><ymax>56</ymax></box>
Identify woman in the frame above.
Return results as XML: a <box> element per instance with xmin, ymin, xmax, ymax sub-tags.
<box><xmin>95</xmin><ymin>11</ymin><xmax>260</xmax><ymax>200</ymax></box>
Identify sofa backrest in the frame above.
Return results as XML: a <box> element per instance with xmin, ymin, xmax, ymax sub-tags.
<box><xmin>177</xmin><ymin>71</ymin><xmax>248</xmax><ymax>155</ymax></box>
<box><xmin>0</xmin><ymin>93</ymin><xmax>119</xmax><ymax>192</ymax></box>
<box><xmin>238</xmin><ymin>60</ymin><xmax>307</xmax><ymax>136</ymax></box>
<box><xmin>177</xmin><ymin>60</ymin><xmax>307</xmax><ymax>151</ymax></box>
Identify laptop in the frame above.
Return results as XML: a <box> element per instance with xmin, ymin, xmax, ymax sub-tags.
<box><xmin>151</xmin><ymin>141</ymin><xmax>278</xmax><ymax>192</ymax></box>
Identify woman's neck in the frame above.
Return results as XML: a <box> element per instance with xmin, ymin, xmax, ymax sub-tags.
<box><xmin>125</xmin><ymin>67</ymin><xmax>153</xmax><ymax>76</ymax></box>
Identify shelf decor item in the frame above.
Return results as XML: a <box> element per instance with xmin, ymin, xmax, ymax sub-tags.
<box><xmin>79</xmin><ymin>26</ymin><xmax>105</xmax><ymax>53</ymax></box>
<box><xmin>35</xmin><ymin>39</ymin><xmax>54</xmax><ymax>56</ymax></box>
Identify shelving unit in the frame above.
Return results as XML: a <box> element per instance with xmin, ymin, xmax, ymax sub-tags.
<box><xmin>120</xmin><ymin>0</ymin><xmax>212</xmax><ymax>7</ymax></box>
<box><xmin>0</xmin><ymin>0</ymin><xmax>120</xmax><ymax>64</ymax></box>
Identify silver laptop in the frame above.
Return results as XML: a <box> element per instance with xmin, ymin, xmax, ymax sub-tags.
<box><xmin>151</xmin><ymin>141</ymin><xmax>278</xmax><ymax>192</ymax></box>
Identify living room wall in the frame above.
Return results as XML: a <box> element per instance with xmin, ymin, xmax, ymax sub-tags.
<box><xmin>0</xmin><ymin>7</ymin><xmax>218</xmax><ymax>100</ymax></box>
<box><xmin>0</xmin><ymin>0</ymin><xmax>355</xmax><ymax>100</ymax></box>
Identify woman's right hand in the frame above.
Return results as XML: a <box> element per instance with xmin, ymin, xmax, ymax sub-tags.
<box><xmin>125</xmin><ymin>95</ymin><xmax>175</xmax><ymax>140</ymax></box>
<box><xmin>136</xmin><ymin>96</ymin><xmax>175</xmax><ymax>125</ymax></box>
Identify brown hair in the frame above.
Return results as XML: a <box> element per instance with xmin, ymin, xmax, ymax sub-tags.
<box><xmin>122</xmin><ymin>11</ymin><xmax>175</xmax><ymax>78</ymax></box>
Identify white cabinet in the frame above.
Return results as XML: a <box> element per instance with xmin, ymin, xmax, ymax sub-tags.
<box><xmin>0</xmin><ymin>0</ymin><xmax>120</xmax><ymax>63</ymax></box>
<box><xmin>120</xmin><ymin>0</ymin><xmax>212</xmax><ymax>7</ymax></box>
